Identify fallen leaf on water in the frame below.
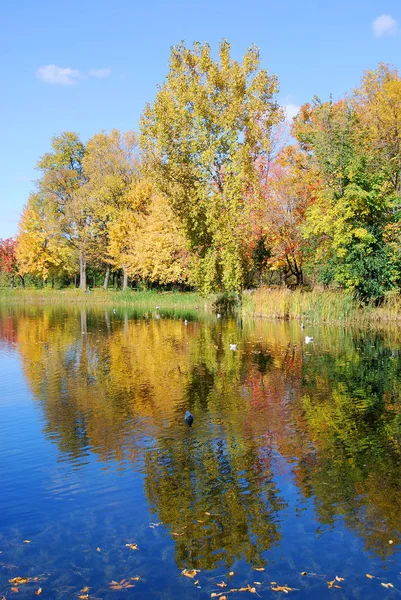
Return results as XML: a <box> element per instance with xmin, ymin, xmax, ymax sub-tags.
<box><xmin>109</xmin><ymin>579</ymin><xmax>135</xmax><ymax>590</ymax></box>
<box><xmin>389</xmin><ymin>540</ymin><xmax>394</xmax><ymax>545</ymax></box>
<box><xmin>172</xmin><ymin>532</ymin><xmax>184</xmax><ymax>537</ymax></box>
<box><xmin>366</xmin><ymin>574</ymin><xmax>375</xmax><ymax>579</ymax></box>
<box><xmin>35</xmin><ymin>589</ymin><xmax>42</xmax><ymax>596</ymax></box>
<box><xmin>23</xmin><ymin>540</ymin><xmax>31</xmax><ymax>544</ymax></box>
<box><xmin>381</xmin><ymin>583</ymin><xmax>394</xmax><ymax>588</ymax></box>
<box><xmin>238</xmin><ymin>585</ymin><xmax>257</xmax><ymax>593</ymax></box>
<box><xmin>254</xmin><ymin>581</ymin><xmax>262</xmax><ymax>585</ymax></box>
<box><xmin>300</xmin><ymin>572</ymin><xmax>307</xmax><ymax>576</ymax></box>
<box><xmin>9</xmin><ymin>578</ymin><xmax>30</xmax><ymax>585</ymax></box>
<box><xmin>327</xmin><ymin>578</ymin><xmax>343</xmax><ymax>589</ymax></box>
<box><xmin>228</xmin><ymin>571</ymin><xmax>235</xmax><ymax>576</ymax></box>
<box><xmin>78</xmin><ymin>596</ymin><xmax>89</xmax><ymax>600</ymax></box>
<box><xmin>181</xmin><ymin>569</ymin><xmax>200</xmax><ymax>578</ymax></box>
<box><xmin>11</xmin><ymin>588</ymin><xmax>19</xmax><ymax>593</ymax></box>
<box><xmin>80</xmin><ymin>587</ymin><xmax>90</xmax><ymax>593</ymax></box>
<box><xmin>254</xmin><ymin>567</ymin><xmax>265</xmax><ymax>571</ymax></box>
<box><xmin>125</xmin><ymin>543</ymin><xmax>138</xmax><ymax>550</ymax></box>
<box><xmin>194</xmin><ymin>580</ymin><xmax>199</xmax><ymax>586</ymax></box>
<box><xmin>271</xmin><ymin>584</ymin><xmax>295</xmax><ymax>593</ymax></box>
<box><xmin>96</xmin><ymin>547</ymin><xmax>101</xmax><ymax>552</ymax></box>
<box><xmin>205</xmin><ymin>512</ymin><xmax>211</xmax><ymax>516</ymax></box>
<box><xmin>217</xmin><ymin>582</ymin><xmax>227</xmax><ymax>588</ymax></box>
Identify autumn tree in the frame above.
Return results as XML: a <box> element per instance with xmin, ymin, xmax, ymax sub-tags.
<box><xmin>294</xmin><ymin>88</ymin><xmax>401</xmax><ymax>300</ymax></box>
<box><xmin>36</xmin><ymin>132</ymin><xmax>89</xmax><ymax>289</ymax></box>
<box><xmin>0</xmin><ymin>238</ymin><xmax>21</xmax><ymax>287</ymax></box>
<box><xmin>140</xmin><ymin>40</ymin><xmax>283</xmax><ymax>294</ymax></box>
<box><xmin>16</xmin><ymin>193</ymin><xmax>76</xmax><ymax>284</ymax></box>
<box><xmin>127</xmin><ymin>193</ymin><xmax>193</xmax><ymax>287</ymax></box>
<box><xmin>81</xmin><ymin>130</ymin><xmax>142</xmax><ymax>289</ymax></box>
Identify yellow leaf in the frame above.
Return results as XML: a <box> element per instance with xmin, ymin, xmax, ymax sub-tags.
<box><xmin>366</xmin><ymin>574</ymin><xmax>375</xmax><ymax>579</ymax></box>
<box><xmin>389</xmin><ymin>540</ymin><xmax>394</xmax><ymax>544</ymax></box>
<box><xmin>181</xmin><ymin>569</ymin><xmax>200</xmax><ymax>578</ymax></box>
<box><xmin>23</xmin><ymin>540</ymin><xmax>31</xmax><ymax>544</ymax></box>
<box><xmin>335</xmin><ymin>576</ymin><xmax>344</xmax><ymax>582</ymax></box>
<box><xmin>11</xmin><ymin>587</ymin><xmax>19</xmax><ymax>593</ymax></box>
<box><xmin>80</xmin><ymin>587</ymin><xmax>90</xmax><ymax>593</ymax></box>
<box><xmin>217</xmin><ymin>582</ymin><xmax>227</xmax><ymax>588</ymax></box>
<box><xmin>381</xmin><ymin>583</ymin><xmax>394</xmax><ymax>588</ymax></box>
<box><xmin>301</xmin><ymin>572</ymin><xmax>307</xmax><ymax>576</ymax></box>
<box><xmin>131</xmin><ymin>576</ymin><xmax>140</xmax><ymax>581</ymax></box>
<box><xmin>78</xmin><ymin>596</ymin><xmax>89</xmax><ymax>600</ymax></box>
<box><xmin>228</xmin><ymin>571</ymin><xmax>235</xmax><ymax>576</ymax></box>
<box><xmin>96</xmin><ymin>547</ymin><xmax>101</xmax><ymax>552</ymax></box>
<box><xmin>254</xmin><ymin>567</ymin><xmax>265</xmax><ymax>571</ymax></box>
<box><xmin>35</xmin><ymin>589</ymin><xmax>42</xmax><ymax>596</ymax></box>
<box><xmin>125</xmin><ymin>543</ymin><xmax>138</xmax><ymax>550</ymax></box>
<box><xmin>9</xmin><ymin>578</ymin><xmax>30</xmax><ymax>585</ymax></box>
<box><xmin>271</xmin><ymin>584</ymin><xmax>295</xmax><ymax>593</ymax></box>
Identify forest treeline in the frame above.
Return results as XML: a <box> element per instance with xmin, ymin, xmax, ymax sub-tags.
<box><xmin>1</xmin><ymin>41</ymin><xmax>401</xmax><ymax>301</ymax></box>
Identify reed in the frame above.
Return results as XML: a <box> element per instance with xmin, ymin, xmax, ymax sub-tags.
<box><xmin>242</xmin><ymin>287</ymin><xmax>370</xmax><ymax>324</ymax></box>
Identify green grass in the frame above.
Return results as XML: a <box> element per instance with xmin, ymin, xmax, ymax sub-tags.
<box><xmin>0</xmin><ymin>287</ymin><xmax>215</xmax><ymax>311</ymax></box>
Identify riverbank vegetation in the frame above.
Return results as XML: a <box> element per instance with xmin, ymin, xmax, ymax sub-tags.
<box><xmin>2</xmin><ymin>41</ymin><xmax>401</xmax><ymax>309</ymax></box>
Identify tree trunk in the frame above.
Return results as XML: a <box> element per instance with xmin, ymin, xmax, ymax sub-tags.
<box><xmin>19</xmin><ymin>275</ymin><xmax>25</xmax><ymax>288</ymax></box>
<box><xmin>10</xmin><ymin>275</ymin><xmax>14</xmax><ymax>289</ymax></box>
<box><xmin>122</xmin><ymin>265</ymin><xmax>128</xmax><ymax>291</ymax></box>
<box><xmin>79</xmin><ymin>251</ymin><xmax>87</xmax><ymax>291</ymax></box>
<box><xmin>103</xmin><ymin>264</ymin><xmax>111</xmax><ymax>290</ymax></box>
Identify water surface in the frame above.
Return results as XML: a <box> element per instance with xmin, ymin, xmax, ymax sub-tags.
<box><xmin>1</xmin><ymin>304</ymin><xmax>401</xmax><ymax>598</ymax></box>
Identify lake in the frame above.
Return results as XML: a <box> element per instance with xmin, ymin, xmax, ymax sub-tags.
<box><xmin>1</xmin><ymin>304</ymin><xmax>401</xmax><ymax>599</ymax></box>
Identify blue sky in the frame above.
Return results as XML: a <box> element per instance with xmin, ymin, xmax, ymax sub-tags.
<box><xmin>1</xmin><ymin>0</ymin><xmax>400</xmax><ymax>238</ymax></box>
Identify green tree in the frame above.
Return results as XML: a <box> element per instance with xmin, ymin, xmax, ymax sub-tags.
<box><xmin>140</xmin><ymin>40</ymin><xmax>283</xmax><ymax>293</ymax></box>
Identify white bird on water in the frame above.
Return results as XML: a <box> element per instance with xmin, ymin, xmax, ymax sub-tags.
<box><xmin>184</xmin><ymin>319</ymin><xmax>188</xmax><ymax>325</ymax></box>
<box><xmin>305</xmin><ymin>336</ymin><xmax>314</xmax><ymax>344</ymax></box>
<box><xmin>230</xmin><ymin>343</ymin><xmax>238</xmax><ymax>351</ymax></box>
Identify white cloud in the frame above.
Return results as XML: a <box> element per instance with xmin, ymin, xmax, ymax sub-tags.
<box><xmin>88</xmin><ymin>67</ymin><xmax>112</xmax><ymax>79</ymax></box>
<box><xmin>36</xmin><ymin>64</ymin><xmax>82</xmax><ymax>85</ymax></box>
<box><xmin>36</xmin><ymin>65</ymin><xmax>112</xmax><ymax>85</ymax></box>
<box><xmin>372</xmin><ymin>14</ymin><xmax>398</xmax><ymax>38</ymax></box>
<box><xmin>284</xmin><ymin>104</ymin><xmax>300</xmax><ymax>121</ymax></box>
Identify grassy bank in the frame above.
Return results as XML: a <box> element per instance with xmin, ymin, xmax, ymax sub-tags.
<box><xmin>0</xmin><ymin>287</ymin><xmax>214</xmax><ymax>311</ymax></box>
<box><xmin>242</xmin><ymin>287</ymin><xmax>401</xmax><ymax>324</ymax></box>
<box><xmin>4</xmin><ymin>286</ymin><xmax>401</xmax><ymax>324</ymax></box>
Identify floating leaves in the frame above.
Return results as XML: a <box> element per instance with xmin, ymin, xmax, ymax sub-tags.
<box><xmin>109</xmin><ymin>579</ymin><xmax>136</xmax><ymax>590</ymax></box>
<box><xmin>9</xmin><ymin>577</ymin><xmax>39</xmax><ymax>585</ymax></box>
<box><xmin>35</xmin><ymin>588</ymin><xmax>42</xmax><ymax>596</ymax></box>
<box><xmin>96</xmin><ymin>547</ymin><xmax>101</xmax><ymax>552</ymax></box>
<box><xmin>327</xmin><ymin>576</ymin><xmax>344</xmax><ymax>589</ymax></box>
<box><xmin>381</xmin><ymin>583</ymin><xmax>394</xmax><ymax>589</ymax></box>
<box><xmin>271</xmin><ymin>583</ymin><xmax>296</xmax><ymax>593</ymax></box>
<box><xmin>23</xmin><ymin>540</ymin><xmax>31</xmax><ymax>544</ymax></box>
<box><xmin>182</xmin><ymin>569</ymin><xmax>200</xmax><ymax>578</ymax></box>
<box><xmin>217</xmin><ymin>581</ymin><xmax>227</xmax><ymax>588</ymax></box>
<box><xmin>254</xmin><ymin>568</ymin><xmax>265</xmax><ymax>571</ymax></box>
<box><xmin>366</xmin><ymin>574</ymin><xmax>375</xmax><ymax>579</ymax></box>
<box><xmin>211</xmin><ymin>584</ymin><xmax>258</xmax><ymax>597</ymax></box>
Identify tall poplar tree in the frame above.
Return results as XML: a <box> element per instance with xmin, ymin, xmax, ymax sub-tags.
<box><xmin>140</xmin><ymin>40</ymin><xmax>283</xmax><ymax>293</ymax></box>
